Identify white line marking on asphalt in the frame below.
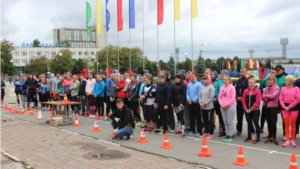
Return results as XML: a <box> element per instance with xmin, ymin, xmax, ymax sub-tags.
<box><xmin>269</xmin><ymin>151</ymin><xmax>276</xmax><ymax>154</ymax></box>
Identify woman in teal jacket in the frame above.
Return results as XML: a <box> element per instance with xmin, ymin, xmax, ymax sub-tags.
<box><xmin>93</xmin><ymin>75</ymin><xmax>105</xmax><ymax>119</ymax></box>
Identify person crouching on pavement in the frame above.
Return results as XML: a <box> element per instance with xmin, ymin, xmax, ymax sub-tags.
<box><xmin>110</xmin><ymin>98</ymin><xmax>135</xmax><ymax>140</ymax></box>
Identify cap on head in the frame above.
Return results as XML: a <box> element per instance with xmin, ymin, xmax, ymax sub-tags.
<box><xmin>275</xmin><ymin>65</ymin><xmax>284</xmax><ymax>70</ymax></box>
<box><xmin>46</xmin><ymin>72</ymin><xmax>51</xmax><ymax>75</ymax></box>
<box><xmin>221</xmin><ymin>69</ymin><xmax>229</xmax><ymax>75</ymax></box>
<box><xmin>128</xmin><ymin>70</ymin><xmax>133</xmax><ymax>74</ymax></box>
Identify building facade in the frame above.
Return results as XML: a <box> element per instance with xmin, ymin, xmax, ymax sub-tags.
<box><xmin>11</xmin><ymin>46</ymin><xmax>101</xmax><ymax>74</ymax></box>
<box><xmin>53</xmin><ymin>25</ymin><xmax>107</xmax><ymax>49</ymax></box>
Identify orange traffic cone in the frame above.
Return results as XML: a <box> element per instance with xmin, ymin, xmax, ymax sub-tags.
<box><xmin>19</xmin><ymin>107</ymin><xmax>25</xmax><ymax>115</ymax></box>
<box><xmin>50</xmin><ymin>111</ymin><xmax>53</xmax><ymax>117</ymax></box>
<box><xmin>289</xmin><ymin>154</ymin><xmax>298</xmax><ymax>169</ymax></box>
<box><xmin>233</xmin><ymin>146</ymin><xmax>249</xmax><ymax>166</ymax></box>
<box><xmin>37</xmin><ymin>110</ymin><xmax>43</xmax><ymax>120</ymax></box>
<box><xmin>13</xmin><ymin>106</ymin><xmax>18</xmax><ymax>114</ymax></box>
<box><xmin>28</xmin><ymin>108</ymin><xmax>35</xmax><ymax>116</ymax></box>
<box><xmin>92</xmin><ymin>120</ymin><xmax>101</xmax><ymax>132</ymax></box>
<box><xmin>110</xmin><ymin>132</ymin><xmax>115</xmax><ymax>138</ymax></box>
<box><xmin>4</xmin><ymin>103</ymin><xmax>8</xmax><ymax>110</ymax></box>
<box><xmin>73</xmin><ymin>115</ymin><xmax>81</xmax><ymax>127</ymax></box>
<box><xmin>8</xmin><ymin>105</ymin><xmax>12</xmax><ymax>112</ymax></box>
<box><xmin>198</xmin><ymin>138</ymin><xmax>212</xmax><ymax>157</ymax></box>
<box><xmin>160</xmin><ymin>133</ymin><xmax>173</xmax><ymax>149</ymax></box>
<box><xmin>137</xmin><ymin>129</ymin><xmax>149</xmax><ymax>143</ymax></box>
<box><xmin>63</xmin><ymin>93</ymin><xmax>69</xmax><ymax>103</ymax></box>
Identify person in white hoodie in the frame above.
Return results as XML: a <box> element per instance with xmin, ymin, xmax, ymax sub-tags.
<box><xmin>199</xmin><ymin>75</ymin><xmax>215</xmax><ymax>140</ymax></box>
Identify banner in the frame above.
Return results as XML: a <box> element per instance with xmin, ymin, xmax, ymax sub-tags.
<box><xmin>86</xmin><ymin>2</ymin><xmax>92</xmax><ymax>34</ymax></box>
<box><xmin>129</xmin><ymin>0</ymin><xmax>135</xmax><ymax>28</ymax></box>
<box><xmin>96</xmin><ymin>0</ymin><xmax>102</xmax><ymax>34</ymax></box>
<box><xmin>191</xmin><ymin>0</ymin><xmax>198</xmax><ymax>18</ymax></box>
<box><xmin>157</xmin><ymin>0</ymin><xmax>164</xmax><ymax>25</ymax></box>
<box><xmin>174</xmin><ymin>0</ymin><xmax>180</xmax><ymax>21</ymax></box>
<box><xmin>117</xmin><ymin>0</ymin><xmax>123</xmax><ymax>31</ymax></box>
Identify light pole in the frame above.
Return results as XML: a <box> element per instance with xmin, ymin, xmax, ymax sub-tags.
<box><xmin>184</xmin><ymin>53</ymin><xmax>188</xmax><ymax>71</ymax></box>
<box><xmin>97</xmin><ymin>63</ymin><xmax>99</xmax><ymax>74</ymax></box>
<box><xmin>199</xmin><ymin>44</ymin><xmax>211</xmax><ymax>69</ymax></box>
<box><xmin>59</xmin><ymin>53</ymin><xmax>62</xmax><ymax>74</ymax></box>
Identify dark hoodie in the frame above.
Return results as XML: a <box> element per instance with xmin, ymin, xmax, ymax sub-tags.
<box><xmin>242</xmin><ymin>86</ymin><xmax>261</xmax><ymax>111</ymax></box>
<box><xmin>212</xmin><ymin>70</ymin><xmax>218</xmax><ymax>88</ymax></box>
<box><xmin>110</xmin><ymin>105</ymin><xmax>135</xmax><ymax>129</ymax></box>
<box><xmin>172</xmin><ymin>79</ymin><xmax>186</xmax><ymax>106</ymax></box>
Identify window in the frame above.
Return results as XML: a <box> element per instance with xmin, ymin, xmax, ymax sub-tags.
<box><xmin>51</xmin><ymin>51</ymin><xmax>56</xmax><ymax>56</ymax></box>
<box><xmin>14</xmin><ymin>59</ymin><xmax>19</xmax><ymax>63</ymax></box>
<box><xmin>29</xmin><ymin>51</ymin><xmax>35</xmax><ymax>56</ymax></box>
<box><xmin>90</xmin><ymin>52</ymin><xmax>95</xmax><ymax>55</ymax></box>
<box><xmin>36</xmin><ymin>51</ymin><xmax>42</xmax><ymax>56</ymax></box>
<box><xmin>43</xmin><ymin>51</ymin><xmax>49</xmax><ymax>56</ymax></box>
<box><xmin>21</xmin><ymin>59</ymin><xmax>27</xmax><ymax>63</ymax></box>
<box><xmin>84</xmin><ymin>52</ymin><xmax>88</xmax><ymax>55</ymax></box>
<box><xmin>78</xmin><ymin>52</ymin><xmax>82</xmax><ymax>56</ymax></box>
<box><xmin>13</xmin><ymin>51</ymin><xmax>19</xmax><ymax>56</ymax></box>
<box><xmin>72</xmin><ymin>51</ymin><xmax>76</xmax><ymax>55</ymax></box>
<box><xmin>21</xmin><ymin>51</ymin><xmax>27</xmax><ymax>56</ymax></box>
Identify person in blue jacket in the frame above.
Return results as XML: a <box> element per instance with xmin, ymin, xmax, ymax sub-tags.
<box><xmin>105</xmin><ymin>74</ymin><xmax>114</xmax><ymax>118</ymax></box>
<box><xmin>14</xmin><ymin>76</ymin><xmax>22</xmax><ymax>106</ymax></box>
<box><xmin>93</xmin><ymin>74</ymin><xmax>105</xmax><ymax>119</ymax></box>
<box><xmin>38</xmin><ymin>77</ymin><xmax>48</xmax><ymax>111</ymax></box>
<box><xmin>186</xmin><ymin>73</ymin><xmax>203</xmax><ymax>137</ymax></box>
<box><xmin>20</xmin><ymin>76</ymin><xmax>27</xmax><ymax>109</ymax></box>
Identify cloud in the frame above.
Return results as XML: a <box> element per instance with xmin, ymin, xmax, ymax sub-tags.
<box><xmin>1</xmin><ymin>0</ymin><xmax>299</xmax><ymax>62</ymax></box>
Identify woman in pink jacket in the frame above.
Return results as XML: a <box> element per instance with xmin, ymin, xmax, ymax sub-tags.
<box><xmin>279</xmin><ymin>75</ymin><xmax>300</xmax><ymax>147</ymax></box>
<box><xmin>262</xmin><ymin>75</ymin><xmax>280</xmax><ymax>145</ymax></box>
<box><xmin>218</xmin><ymin>75</ymin><xmax>236</xmax><ymax>143</ymax></box>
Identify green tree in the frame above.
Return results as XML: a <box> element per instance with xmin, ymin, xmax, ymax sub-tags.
<box><xmin>33</xmin><ymin>39</ymin><xmax>40</xmax><ymax>47</ymax></box>
<box><xmin>49</xmin><ymin>49</ymin><xmax>74</xmax><ymax>74</ymax></box>
<box><xmin>166</xmin><ymin>56</ymin><xmax>175</xmax><ymax>76</ymax></box>
<box><xmin>181</xmin><ymin>58</ymin><xmax>192</xmax><ymax>72</ymax></box>
<box><xmin>1</xmin><ymin>39</ymin><xmax>16</xmax><ymax>77</ymax></box>
<box><xmin>205</xmin><ymin>58</ymin><xmax>212</xmax><ymax>70</ymax></box>
<box><xmin>215</xmin><ymin>56</ymin><xmax>226</xmax><ymax>72</ymax></box>
<box><xmin>265</xmin><ymin>58</ymin><xmax>273</xmax><ymax>69</ymax></box>
<box><xmin>72</xmin><ymin>58</ymin><xmax>88</xmax><ymax>74</ymax></box>
<box><xmin>24</xmin><ymin>56</ymin><xmax>49</xmax><ymax>76</ymax></box>
<box><xmin>288</xmin><ymin>59</ymin><xmax>294</xmax><ymax>64</ymax></box>
<box><xmin>195</xmin><ymin>55</ymin><xmax>205</xmax><ymax>76</ymax></box>
<box><xmin>57</xmin><ymin>39</ymin><xmax>71</xmax><ymax>47</ymax></box>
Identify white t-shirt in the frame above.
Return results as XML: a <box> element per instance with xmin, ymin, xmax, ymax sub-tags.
<box><xmin>143</xmin><ymin>85</ymin><xmax>156</xmax><ymax>105</ymax></box>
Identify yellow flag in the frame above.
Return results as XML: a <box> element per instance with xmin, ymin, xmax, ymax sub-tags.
<box><xmin>174</xmin><ymin>0</ymin><xmax>180</xmax><ymax>21</ymax></box>
<box><xmin>96</xmin><ymin>0</ymin><xmax>102</xmax><ymax>34</ymax></box>
<box><xmin>191</xmin><ymin>0</ymin><xmax>198</xmax><ymax>18</ymax></box>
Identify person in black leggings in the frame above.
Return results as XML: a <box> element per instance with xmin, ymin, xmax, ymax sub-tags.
<box><xmin>127</xmin><ymin>73</ymin><xmax>142</xmax><ymax>126</ymax></box>
<box><xmin>94</xmin><ymin>75</ymin><xmax>105</xmax><ymax>119</ymax></box>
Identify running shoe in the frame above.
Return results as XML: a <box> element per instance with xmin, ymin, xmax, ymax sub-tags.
<box><xmin>181</xmin><ymin>132</ymin><xmax>185</xmax><ymax>138</ymax></box>
<box><xmin>187</xmin><ymin>132</ymin><xmax>195</xmax><ymax>136</ymax></box>
<box><xmin>222</xmin><ymin>136</ymin><xmax>229</xmax><ymax>142</ymax></box>
<box><xmin>200</xmin><ymin>133</ymin><xmax>207</xmax><ymax>139</ymax></box>
<box><xmin>99</xmin><ymin>116</ymin><xmax>103</xmax><ymax>120</ymax></box>
<box><xmin>158</xmin><ymin>130</ymin><xmax>166</xmax><ymax>135</ymax></box>
<box><xmin>226</xmin><ymin>137</ymin><xmax>233</xmax><ymax>143</ymax></box>
<box><xmin>264</xmin><ymin>138</ymin><xmax>272</xmax><ymax>143</ymax></box>
<box><xmin>151</xmin><ymin>129</ymin><xmax>160</xmax><ymax>134</ymax></box>
<box><xmin>271</xmin><ymin>139</ymin><xmax>279</xmax><ymax>145</ymax></box>
<box><xmin>104</xmin><ymin>116</ymin><xmax>108</xmax><ymax>120</ymax></box>
<box><xmin>282</xmin><ymin>141</ymin><xmax>291</xmax><ymax>147</ymax></box>
<box><xmin>254</xmin><ymin>139</ymin><xmax>261</xmax><ymax>144</ymax></box>
<box><xmin>195</xmin><ymin>133</ymin><xmax>201</xmax><ymax>137</ymax></box>
<box><xmin>135</xmin><ymin>122</ymin><xmax>142</xmax><ymax>126</ymax></box>
<box><xmin>126</xmin><ymin>133</ymin><xmax>133</xmax><ymax>140</ymax></box>
<box><xmin>244</xmin><ymin>137</ymin><xmax>251</xmax><ymax>143</ymax></box>
<box><xmin>235</xmin><ymin>131</ymin><xmax>242</xmax><ymax>136</ymax></box>
<box><xmin>175</xmin><ymin>130</ymin><xmax>182</xmax><ymax>134</ymax></box>
<box><xmin>84</xmin><ymin>115</ymin><xmax>88</xmax><ymax>118</ymax></box>
<box><xmin>206</xmin><ymin>135</ymin><xmax>213</xmax><ymax>140</ymax></box>
<box><xmin>290</xmin><ymin>140</ymin><xmax>297</xmax><ymax>147</ymax></box>
<box><xmin>144</xmin><ymin>127</ymin><xmax>150</xmax><ymax>131</ymax></box>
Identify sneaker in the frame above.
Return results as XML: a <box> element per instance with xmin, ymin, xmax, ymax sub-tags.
<box><xmin>254</xmin><ymin>139</ymin><xmax>261</xmax><ymax>144</ymax></box>
<box><xmin>202</xmin><ymin>133</ymin><xmax>208</xmax><ymax>137</ymax></box>
<box><xmin>84</xmin><ymin>115</ymin><xmax>88</xmax><ymax>118</ymax></box>
<box><xmin>141</xmin><ymin>125</ymin><xmax>147</xmax><ymax>128</ymax></box>
<box><xmin>218</xmin><ymin>132</ymin><xmax>226</xmax><ymax>137</ymax></box>
<box><xmin>223</xmin><ymin>136</ymin><xmax>229</xmax><ymax>142</ymax></box>
<box><xmin>99</xmin><ymin>116</ymin><xmax>103</xmax><ymax>120</ymax></box>
<box><xmin>88</xmin><ymin>115</ymin><xmax>92</xmax><ymax>118</ymax></box>
<box><xmin>282</xmin><ymin>141</ymin><xmax>291</xmax><ymax>147</ymax></box>
<box><xmin>118</xmin><ymin>136</ymin><xmax>124</xmax><ymax>140</ymax></box>
<box><xmin>271</xmin><ymin>139</ymin><xmax>279</xmax><ymax>145</ymax></box>
<box><xmin>136</xmin><ymin>122</ymin><xmax>142</xmax><ymax>126</ymax></box>
<box><xmin>206</xmin><ymin>135</ymin><xmax>213</xmax><ymax>140</ymax></box>
<box><xmin>144</xmin><ymin>127</ymin><xmax>150</xmax><ymax>131</ymax></box>
<box><xmin>262</xmin><ymin>134</ymin><xmax>269</xmax><ymax>138</ymax></box>
<box><xmin>175</xmin><ymin>130</ymin><xmax>182</xmax><ymax>134</ymax></box>
<box><xmin>244</xmin><ymin>137</ymin><xmax>251</xmax><ymax>143</ymax></box>
<box><xmin>265</xmin><ymin>138</ymin><xmax>272</xmax><ymax>143</ymax></box>
<box><xmin>158</xmin><ymin>130</ymin><xmax>166</xmax><ymax>135</ymax></box>
<box><xmin>151</xmin><ymin>129</ymin><xmax>160</xmax><ymax>134</ymax></box>
<box><xmin>126</xmin><ymin>133</ymin><xmax>133</xmax><ymax>140</ymax></box>
<box><xmin>104</xmin><ymin>116</ymin><xmax>108</xmax><ymax>120</ymax></box>
<box><xmin>290</xmin><ymin>140</ymin><xmax>297</xmax><ymax>147</ymax></box>
<box><xmin>169</xmin><ymin>130</ymin><xmax>175</xmax><ymax>133</ymax></box>
<box><xmin>79</xmin><ymin>114</ymin><xmax>83</xmax><ymax>117</ymax></box>
<box><xmin>150</xmin><ymin>128</ymin><xmax>155</xmax><ymax>133</ymax></box>
<box><xmin>195</xmin><ymin>133</ymin><xmax>201</xmax><ymax>137</ymax></box>
<box><xmin>235</xmin><ymin>131</ymin><xmax>242</xmax><ymax>136</ymax></box>
<box><xmin>226</xmin><ymin>137</ymin><xmax>233</xmax><ymax>143</ymax></box>
<box><xmin>188</xmin><ymin>132</ymin><xmax>195</xmax><ymax>136</ymax></box>
<box><xmin>181</xmin><ymin>132</ymin><xmax>185</xmax><ymax>138</ymax></box>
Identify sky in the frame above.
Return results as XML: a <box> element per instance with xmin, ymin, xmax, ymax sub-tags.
<box><xmin>1</xmin><ymin>0</ymin><xmax>300</xmax><ymax>62</ymax></box>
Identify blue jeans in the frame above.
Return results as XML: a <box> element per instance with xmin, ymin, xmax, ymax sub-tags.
<box><xmin>111</xmin><ymin>120</ymin><xmax>134</xmax><ymax>137</ymax></box>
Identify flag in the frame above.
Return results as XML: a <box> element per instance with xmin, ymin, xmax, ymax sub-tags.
<box><xmin>117</xmin><ymin>0</ymin><xmax>123</xmax><ymax>31</ymax></box>
<box><xmin>129</xmin><ymin>0</ymin><xmax>135</xmax><ymax>29</ymax></box>
<box><xmin>240</xmin><ymin>60</ymin><xmax>245</xmax><ymax>67</ymax></box>
<box><xmin>174</xmin><ymin>0</ymin><xmax>180</xmax><ymax>21</ymax></box>
<box><xmin>86</xmin><ymin>2</ymin><xmax>92</xmax><ymax>34</ymax></box>
<box><xmin>221</xmin><ymin>60</ymin><xmax>224</xmax><ymax>69</ymax></box>
<box><xmin>96</xmin><ymin>0</ymin><xmax>102</xmax><ymax>34</ymax></box>
<box><xmin>191</xmin><ymin>0</ymin><xmax>198</xmax><ymax>18</ymax></box>
<box><xmin>248</xmin><ymin>59</ymin><xmax>253</xmax><ymax>69</ymax></box>
<box><xmin>144</xmin><ymin>0</ymin><xmax>149</xmax><ymax>26</ymax></box>
<box><xmin>157</xmin><ymin>0</ymin><xmax>164</xmax><ymax>25</ymax></box>
<box><xmin>226</xmin><ymin>60</ymin><xmax>231</xmax><ymax>69</ymax></box>
<box><xmin>254</xmin><ymin>59</ymin><xmax>259</xmax><ymax>69</ymax></box>
<box><xmin>106</xmin><ymin>0</ymin><xmax>110</xmax><ymax>32</ymax></box>
<box><xmin>233</xmin><ymin>60</ymin><xmax>237</xmax><ymax>69</ymax></box>
<box><xmin>270</xmin><ymin>61</ymin><xmax>273</xmax><ymax>68</ymax></box>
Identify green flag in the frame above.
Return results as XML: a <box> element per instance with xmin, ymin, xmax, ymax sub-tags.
<box><xmin>86</xmin><ymin>2</ymin><xmax>92</xmax><ymax>34</ymax></box>
<box><xmin>240</xmin><ymin>60</ymin><xmax>245</xmax><ymax>67</ymax></box>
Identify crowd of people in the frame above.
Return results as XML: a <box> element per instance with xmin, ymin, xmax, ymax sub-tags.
<box><xmin>1</xmin><ymin>64</ymin><xmax>300</xmax><ymax>146</ymax></box>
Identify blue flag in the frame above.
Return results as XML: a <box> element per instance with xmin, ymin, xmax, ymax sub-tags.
<box><xmin>106</xmin><ymin>0</ymin><xmax>110</xmax><ymax>32</ymax></box>
<box><xmin>129</xmin><ymin>0</ymin><xmax>135</xmax><ymax>29</ymax></box>
<box><xmin>222</xmin><ymin>61</ymin><xmax>224</xmax><ymax>68</ymax></box>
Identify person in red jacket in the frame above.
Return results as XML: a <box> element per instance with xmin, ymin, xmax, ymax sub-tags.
<box><xmin>117</xmin><ymin>75</ymin><xmax>129</xmax><ymax>106</ymax></box>
<box><xmin>242</xmin><ymin>77</ymin><xmax>261</xmax><ymax>144</ymax></box>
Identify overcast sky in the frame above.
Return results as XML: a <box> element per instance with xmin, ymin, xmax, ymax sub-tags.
<box><xmin>1</xmin><ymin>0</ymin><xmax>300</xmax><ymax>62</ymax></box>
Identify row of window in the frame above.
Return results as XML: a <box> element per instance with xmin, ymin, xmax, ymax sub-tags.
<box><xmin>13</xmin><ymin>51</ymin><xmax>95</xmax><ymax>56</ymax></box>
<box><xmin>70</xmin><ymin>43</ymin><xmax>95</xmax><ymax>48</ymax></box>
<box><xmin>66</xmin><ymin>31</ymin><xmax>95</xmax><ymax>42</ymax></box>
<box><xmin>13</xmin><ymin>57</ymin><xmax>95</xmax><ymax>64</ymax></box>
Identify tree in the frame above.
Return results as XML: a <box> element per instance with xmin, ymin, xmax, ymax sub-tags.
<box><xmin>33</xmin><ymin>39</ymin><xmax>40</xmax><ymax>47</ymax></box>
<box><xmin>265</xmin><ymin>58</ymin><xmax>273</xmax><ymax>69</ymax></box>
<box><xmin>72</xmin><ymin>58</ymin><xmax>88</xmax><ymax>74</ymax></box>
<box><xmin>181</xmin><ymin>58</ymin><xmax>192</xmax><ymax>72</ymax></box>
<box><xmin>215</xmin><ymin>56</ymin><xmax>226</xmax><ymax>72</ymax></box>
<box><xmin>158</xmin><ymin>60</ymin><xmax>167</xmax><ymax>71</ymax></box>
<box><xmin>195</xmin><ymin>55</ymin><xmax>205</xmax><ymax>76</ymax></box>
<box><xmin>58</xmin><ymin>39</ymin><xmax>71</xmax><ymax>47</ymax></box>
<box><xmin>49</xmin><ymin>49</ymin><xmax>74</xmax><ymax>74</ymax></box>
<box><xmin>24</xmin><ymin>56</ymin><xmax>49</xmax><ymax>76</ymax></box>
<box><xmin>1</xmin><ymin>39</ymin><xmax>16</xmax><ymax>77</ymax></box>
<box><xmin>288</xmin><ymin>59</ymin><xmax>294</xmax><ymax>64</ymax></box>
<box><xmin>166</xmin><ymin>55</ymin><xmax>175</xmax><ymax>76</ymax></box>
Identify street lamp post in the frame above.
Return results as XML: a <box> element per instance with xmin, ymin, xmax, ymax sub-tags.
<box><xmin>59</xmin><ymin>53</ymin><xmax>62</xmax><ymax>74</ymax></box>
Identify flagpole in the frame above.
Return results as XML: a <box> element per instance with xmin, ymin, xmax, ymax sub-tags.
<box><xmin>129</xmin><ymin>29</ymin><xmax>131</xmax><ymax>70</ymax></box>
<box><xmin>191</xmin><ymin>3</ymin><xmax>194</xmax><ymax>71</ymax></box>
<box><xmin>142</xmin><ymin>1</ymin><xmax>145</xmax><ymax>71</ymax></box>
<box><xmin>157</xmin><ymin>25</ymin><xmax>159</xmax><ymax>70</ymax></box>
<box><xmin>118</xmin><ymin>31</ymin><xmax>120</xmax><ymax>71</ymax></box>
<box><xmin>174</xmin><ymin>16</ymin><xmax>176</xmax><ymax>75</ymax></box>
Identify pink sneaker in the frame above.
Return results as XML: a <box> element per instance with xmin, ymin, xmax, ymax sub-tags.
<box><xmin>290</xmin><ymin>140</ymin><xmax>297</xmax><ymax>147</ymax></box>
<box><xmin>282</xmin><ymin>141</ymin><xmax>291</xmax><ymax>147</ymax></box>
<box><xmin>200</xmin><ymin>133</ymin><xmax>207</xmax><ymax>139</ymax></box>
<box><xmin>206</xmin><ymin>135</ymin><xmax>213</xmax><ymax>140</ymax></box>
<box><xmin>99</xmin><ymin>116</ymin><xmax>103</xmax><ymax>120</ymax></box>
